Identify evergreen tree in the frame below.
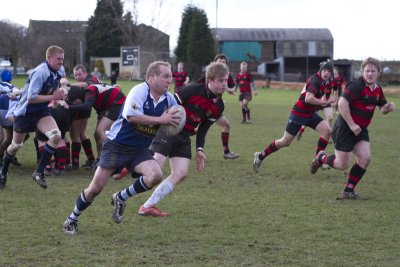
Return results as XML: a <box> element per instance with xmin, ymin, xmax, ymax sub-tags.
<box><xmin>85</xmin><ymin>0</ymin><xmax>135</xmax><ymax>60</ymax></box>
<box><xmin>174</xmin><ymin>5</ymin><xmax>215</xmax><ymax>80</ymax></box>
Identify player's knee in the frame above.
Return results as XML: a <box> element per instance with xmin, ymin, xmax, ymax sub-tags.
<box><xmin>145</xmin><ymin>168</ymin><xmax>163</xmax><ymax>188</ymax></box>
<box><xmin>10</xmin><ymin>141</ymin><xmax>24</xmax><ymax>153</ymax></box>
<box><xmin>94</xmin><ymin>130</ymin><xmax>102</xmax><ymax>141</ymax></box>
<box><xmin>334</xmin><ymin>159</ymin><xmax>351</xmax><ymax>170</ymax></box>
<box><xmin>46</xmin><ymin>128</ymin><xmax>61</xmax><ymax>143</ymax></box>
<box><xmin>222</xmin><ymin>122</ymin><xmax>231</xmax><ymax>131</ymax></box>
<box><xmin>279</xmin><ymin>137</ymin><xmax>292</xmax><ymax>147</ymax></box>
<box><xmin>358</xmin><ymin>156</ymin><xmax>371</xmax><ymax>168</ymax></box>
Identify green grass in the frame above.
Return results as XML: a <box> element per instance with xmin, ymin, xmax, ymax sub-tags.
<box><xmin>1</xmin><ymin>76</ymin><xmax>400</xmax><ymax>266</ymax></box>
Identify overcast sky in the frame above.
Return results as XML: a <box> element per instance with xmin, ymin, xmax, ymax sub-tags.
<box><xmin>1</xmin><ymin>0</ymin><xmax>397</xmax><ymax>61</ymax></box>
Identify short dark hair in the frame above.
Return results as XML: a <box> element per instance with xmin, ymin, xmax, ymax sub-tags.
<box><xmin>214</xmin><ymin>54</ymin><xmax>229</xmax><ymax>63</ymax></box>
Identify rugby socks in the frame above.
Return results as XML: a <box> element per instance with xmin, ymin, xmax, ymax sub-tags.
<box><xmin>54</xmin><ymin>146</ymin><xmax>68</xmax><ymax>171</ymax></box>
<box><xmin>82</xmin><ymin>138</ymin><xmax>95</xmax><ymax>161</ymax></box>
<box><xmin>344</xmin><ymin>163</ymin><xmax>366</xmax><ymax>192</ymax></box>
<box><xmin>142</xmin><ymin>179</ymin><xmax>174</xmax><ymax>208</ymax></box>
<box><xmin>71</xmin><ymin>142</ymin><xmax>81</xmax><ymax>168</ymax></box>
<box><xmin>320</xmin><ymin>153</ymin><xmax>336</xmax><ymax>167</ymax></box>
<box><xmin>1</xmin><ymin>151</ymin><xmax>14</xmax><ymax>176</ymax></box>
<box><xmin>246</xmin><ymin>109</ymin><xmax>251</xmax><ymax>121</ymax></box>
<box><xmin>34</xmin><ymin>137</ymin><xmax>40</xmax><ymax>163</ymax></box>
<box><xmin>36</xmin><ymin>144</ymin><xmax>56</xmax><ymax>174</ymax></box>
<box><xmin>221</xmin><ymin>132</ymin><xmax>230</xmax><ymax>154</ymax></box>
<box><xmin>65</xmin><ymin>141</ymin><xmax>71</xmax><ymax>165</ymax></box>
<box><xmin>298</xmin><ymin>126</ymin><xmax>305</xmax><ymax>135</ymax></box>
<box><xmin>117</xmin><ymin>176</ymin><xmax>149</xmax><ymax>202</ymax></box>
<box><xmin>259</xmin><ymin>140</ymin><xmax>278</xmax><ymax>160</ymax></box>
<box><xmin>242</xmin><ymin>108</ymin><xmax>246</xmax><ymax>121</ymax></box>
<box><xmin>68</xmin><ymin>191</ymin><xmax>92</xmax><ymax>222</ymax></box>
<box><xmin>315</xmin><ymin>137</ymin><xmax>329</xmax><ymax>156</ymax></box>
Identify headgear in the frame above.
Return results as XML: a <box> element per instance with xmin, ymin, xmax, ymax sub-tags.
<box><xmin>1</xmin><ymin>70</ymin><xmax>12</xmax><ymax>82</ymax></box>
<box><xmin>319</xmin><ymin>61</ymin><xmax>334</xmax><ymax>73</ymax></box>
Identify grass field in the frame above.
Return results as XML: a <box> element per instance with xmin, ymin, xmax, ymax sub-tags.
<box><xmin>1</xmin><ymin>76</ymin><xmax>400</xmax><ymax>266</ymax></box>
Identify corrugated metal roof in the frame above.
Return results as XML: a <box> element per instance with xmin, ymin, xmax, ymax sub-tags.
<box><xmin>214</xmin><ymin>28</ymin><xmax>333</xmax><ymax>41</ymax></box>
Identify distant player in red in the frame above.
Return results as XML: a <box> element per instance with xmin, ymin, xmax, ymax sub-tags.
<box><xmin>311</xmin><ymin>57</ymin><xmax>396</xmax><ymax>200</ymax></box>
<box><xmin>172</xmin><ymin>62</ymin><xmax>189</xmax><ymax>92</ymax></box>
<box><xmin>253</xmin><ymin>61</ymin><xmax>336</xmax><ymax>174</ymax></box>
<box><xmin>234</xmin><ymin>62</ymin><xmax>257</xmax><ymax>123</ymax></box>
<box><xmin>297</xmin><ymin>66</ymin><xmax>338</xmax><ymax>141</ymax></box>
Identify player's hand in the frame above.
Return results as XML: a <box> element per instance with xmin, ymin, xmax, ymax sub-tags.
<box><xmin>161</xmin><ymin>108</ymin><xmax>181</xmax><ymax>127</ymax></box>
<box><xmin>7</xmin><ymin>92</ymin><xmax>17</xmax><ymax>100</ymax></box>
<box><xmin>349</xmin><ymin>124</ymin><xmax>361</xmax><ymax>136</ymax></box>
<box><xmin>59</xmin><ymin>100</ymin><xmax>69</xmax><ymax>109</ymax></box>
<box><xmin>52</xmin><ymin>88</ymin><xmax>66</xmax><ymax>100</ymax></box>
<box><xmin>196</xmin><ymin>150</ymin><xmax>206</xmax><ymax>171</ymax></box>
<box><xmin>253</xmin><ymin>91</ymin><xmax>258</xmax><ymax>96</ymax></box>
<box><xmin>60</xmin><ymin>77</ymin><xmax>71</xmax><ymax>87</ymax></box>
<box><xmin>387</xmin><ymin>102</ymin><xmax>396</xmax><ymax>112</ymax></box>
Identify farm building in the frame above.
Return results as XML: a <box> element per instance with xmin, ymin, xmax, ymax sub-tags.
<box><xmin>214</xmin><ymin>28</ymin><xmax>336</xmax><ymax>82</ymax></box>
<box><xmin>24</xmin><ymin>20</ymin><xmax>169</xmax><ymax>79</ymax></box>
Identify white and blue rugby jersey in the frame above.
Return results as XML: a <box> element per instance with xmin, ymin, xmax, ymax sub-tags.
<box><xmin>106</xmin><ymin>82</ymin><xmax>177</xmax><ymax>147</ymax></box>
<box><xmin>0</xmin><ymin>81</ymin><xmax>14</xmax><ymax>94</ymax></box>
<box><xmin>14</xmin><ymin>62</ymin><xmax>64</xmax><ymax>117</ymax></box>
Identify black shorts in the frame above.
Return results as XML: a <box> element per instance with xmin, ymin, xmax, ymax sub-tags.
<box><xmin>239</xmin><ymin>91</ymin><xmax>252</xmax><ymax>102</ymax></box>
<box><xmin>70</xmin><ymin>109</ymin><xmax>92</xmax><ymax>121</ymax></box>
<box><xmin>13</xmin><ymin>109</ymin><xmax>51</xmax><ymax>133</ymax></box>
<box><xmin>97</xmin><ymin>104</ymin><xmax>123</xmax><ymax>122</ymax></box>
<box><xmin>150</xmin><ymin>130</ymin><xmax>192</xmax><ymax>159</ymax></box>
<box><xmin>98</xmin><ymin>139</ymin><xmax>155</xmax><ymax>170</ymax></box>
<box><xmin>286</xmin><ymin>113</ymin><xmax>323</xmax><ymax>136</ymax></box>
<box><xmin>332</xmin><ymin>117</ymin><xmax>369</xmax><ymax>152</ymax></box>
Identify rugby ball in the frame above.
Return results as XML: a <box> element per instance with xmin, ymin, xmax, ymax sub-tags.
<box><xmin>159</xmin><ymin>105</ymin><xmax>186</xmax><ymax>137</ymax></box>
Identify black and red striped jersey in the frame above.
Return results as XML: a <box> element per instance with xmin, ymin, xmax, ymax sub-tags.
<box><xmin>291</xmin><ymin>72</ymin><xmax>330</xmax><ymax>118</ymax></box>
<box><xmin>172</xmin><ymin>71</ymin><xmax>188</xmax><ymax>89</ymax></box>
<box><xmin>67</xmin><ymin>74</ymin><xmax>100</xmax><ymax>104</ymax></box>
<box><xmin>174</xmin><ymin>83</ymin><xmax>224</xmax><ymax>135</ymax></box>
<box><xmin>335</xmin><ymin>74</ymin><xmax>346</xmax><ymax>90</ymax></box>
<box><xmin>341</xmin><ymin>77</ymin><xmax>387</xmax><ymax>128</ymax></box>
<box><xmin>326</xmin><ymin>77</ymin><xmax>338</xmax><ymax>99</ymax></box>
<box><xmin>235</xmin><ymin>72</ymin><xmax>253</xmax><ymax>93</ymax></box>
<box><xmin>87</xmin><ymin>84</ymin><xmax>126</xmax><ymax>112</ymax></box>
<box><xmin>85</xmin><ymin>74</ymin><xmax>100</xmax><ymax>85</ymax></box>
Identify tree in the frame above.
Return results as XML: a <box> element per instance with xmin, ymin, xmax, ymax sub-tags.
<box><xmin>174</xmin><ymin>5</ymin><xmax>215</xmax><ymax>80</ymax></box>
<box><xmin>85</xmin><ymin>0</ymin><xmax>135</xmax><ymax>60</ymax></box>
<box><xmin>0</xmin><ymin>20</ymin><xmax>26</xmax><ymax>72</ymax></box>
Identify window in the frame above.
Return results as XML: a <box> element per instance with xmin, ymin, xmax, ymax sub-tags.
<box><xmin>320</xmin><ymin>42</ymin><xmax>328</xmax><ymax>55</ymax></box>
<box><xmin>283</xmin><ymin>42</ymin><xmax>291</xmax><ymax>56</ymax></box>
<box><xmin>308</xmin><ymin>41</ymin><xmax>316</xmax><ymax>56</ymax></box>
<box><xmin>296</xmin><ymin>42</ymin><xmax>303</xmax><ymax>56</ymax></box>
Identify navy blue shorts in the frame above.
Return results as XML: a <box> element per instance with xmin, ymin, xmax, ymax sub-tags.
<box><xmin>13</xmin><ymin>109</ymin><xmax>52</xmax><ymax>133</ymax></box>
<box><xmin>98</xmin><ymin>139</ymin><xmax>155</xmax><ymax>170</ymax></box>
